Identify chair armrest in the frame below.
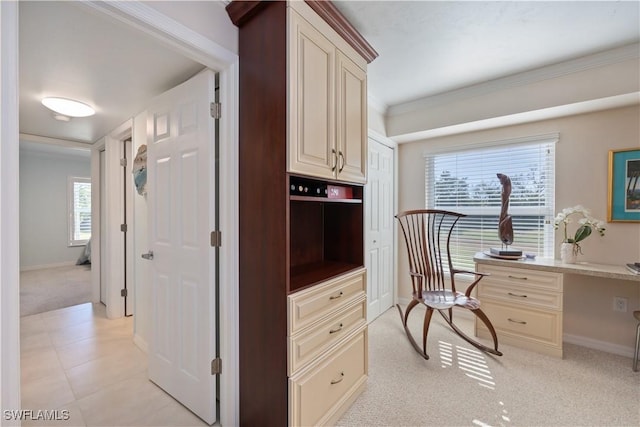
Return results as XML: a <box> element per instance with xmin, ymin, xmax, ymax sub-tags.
<box><xmin>451</xmin><ymin>269</ymin><xmax>489</xmax><ymax>277</ymax></box>
<box><xmin>450</xmin><ymin>269</ymin><xmax>489</xmax><ymax>297</ymax></box>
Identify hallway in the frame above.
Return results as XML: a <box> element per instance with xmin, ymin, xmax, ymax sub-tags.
<box><xmin>20</xmin><ymin>303</ymin><xmax>208</xmax><ymax>426</ymax></box>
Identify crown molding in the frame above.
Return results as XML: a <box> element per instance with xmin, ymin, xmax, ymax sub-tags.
<box><xmin>388</xmin><ymin>43</ymin><xmax>640</xmax><ymax>118</ymax></box>
<box><xmin>391</xmin><ymin>92</ymin><xmax>639</xmax><ymax>144</ymax></box>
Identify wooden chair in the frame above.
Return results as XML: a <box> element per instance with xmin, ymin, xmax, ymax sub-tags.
<box><xmin>396</xmin><ymin>209</ymin><xmax>502</xmax><ymax>359</ymax></box>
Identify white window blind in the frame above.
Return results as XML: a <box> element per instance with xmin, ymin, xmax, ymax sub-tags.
<box><xmin>69</xmin><ymin>177</ymin><xmax>91</xmax><ymax>246</ymax></box>
<box><xmin>425</xmin><ymin>135</ymin><xmax>556</xmax><ymax>271</ymax></box>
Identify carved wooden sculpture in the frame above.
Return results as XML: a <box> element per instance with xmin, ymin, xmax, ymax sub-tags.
<box><xmin>497</xmin><ymin>173</ymin><xmax>514</xmax><ymax>247</ymax></box>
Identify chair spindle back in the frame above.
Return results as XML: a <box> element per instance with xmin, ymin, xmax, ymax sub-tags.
<box><xmin>396</xmin><ymin>210</ymin><xmax>465</xmax><ymax>295</ymax></box>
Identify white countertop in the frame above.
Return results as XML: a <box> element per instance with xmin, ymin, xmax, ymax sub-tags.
<box><xmin>474</xmin><ymin>252</ymin><xmax>640</xmax><ymax>282</ymax></box>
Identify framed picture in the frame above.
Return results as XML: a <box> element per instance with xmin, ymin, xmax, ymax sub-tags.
<box><xmin>608</xmin><ymin>148</ymin><xmax>640</xmax><ymax>222</ymax></box>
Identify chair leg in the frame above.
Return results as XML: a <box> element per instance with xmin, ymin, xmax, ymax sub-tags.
<box><xmin>633</xmin><ymin>322</ymin><xmax>640</xmax><ymax>372</ymax></box>
<box><xmin>396</xmin><ymin>302</ymin><xmax>430</xmax><ymax>360</ymax></box>
<box><xmin>437</xmin><ymin>308</ymin><xmax>503</xmax><ymax>357</ymax></box>
<box><xmin>422</xmin><ymin>307</ymin><xmax>435</xmax><ymax>358</ymax></box>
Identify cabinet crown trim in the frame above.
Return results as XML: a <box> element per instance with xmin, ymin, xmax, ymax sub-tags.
<box><xmin>226</xmin><ymin>0</ymin><xmax>378</xmax><ymax>63</ymax></box>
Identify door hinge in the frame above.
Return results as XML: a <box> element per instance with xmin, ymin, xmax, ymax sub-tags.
<box><xmin>120</xmin><ymin>223</ymin><xmax>128</xmax><ymax>232</ymax></box>
<box><xmin>121</xmin><ymin>288</ymin><xmax>128</xmax><ymax>297</ymax></box>
<box><xmin>210</xmin><ymin>102</ymin><xmax>221</xmax><ymax>119</ymax></box>
<box><xmin>210</xmin><ymin>230</ymin><xmax>222</xmax><ymax>247</ymax></box>
<box><xmin>120</xmin><ymin>158</ymin><xmax>127</xmax><ymax>167</ymax></box>
<box><xmin>211</xmin><ymin>357</ymin><xmax>222</xmax><ymax>375</ymax></box>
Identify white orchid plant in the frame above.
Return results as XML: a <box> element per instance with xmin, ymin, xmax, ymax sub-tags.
<box><xmin>553</xmin><ymin>205</ymin><xmax>606</xmax><ymax>255</ymax></box>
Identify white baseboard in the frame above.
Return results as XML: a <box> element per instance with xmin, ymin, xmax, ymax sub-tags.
<box><xmin>563</xmin><ymin>333</ymin><xmax>634</xmax><ymax>358</ymax></box>
<box><xmin>20</xmin><ymin>261</ymin><xmax>78</xmax><ymax>272</ymax></box>
<box><xmin>133</xmin><ymin>333</ymin><xmax>148</xmax><ymax>354</ymax></box>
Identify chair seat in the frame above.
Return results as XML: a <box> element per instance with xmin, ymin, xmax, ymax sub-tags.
<box><xmin>419</xmin><ymin>289</ymin><xmax>481</xmax><ymax>310</ymax></box>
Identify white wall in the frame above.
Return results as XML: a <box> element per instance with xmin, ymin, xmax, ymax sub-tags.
<box><xmin>142</xmin><ymin>0</ymin><xmax>238</xmax><ymax>55</ymax></box>
<box><xmin>398</xmin><ymin>104</ymin><xmax>640</xmax><ymax>351</ymax></box>
<box><xmin>19</xmin><ymin>146</ymin><xmax>91</xmax><ymax>269</ymax></box>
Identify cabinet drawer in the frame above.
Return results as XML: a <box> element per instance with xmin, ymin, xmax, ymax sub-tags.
<box><xmin>479</xmin><ymin>282</ymin><xmax>562</xmax><ymax>311</ymax></box>
<box><xmin>288</xmin><ymin>296</ymin><xmax>366</xmax><ymax>375</ymax></box>
<box><xmin>288</xmin><ymin>269</ymin><xmax>365</xmax><ymax>335</ymax></box>
<box><xmin>478</xmin><ymin>300</ymin><xmax>562</xmax><ymax>347</ymax></box>
<box><xmin>289</xmin><ymin>328</ymin><xmax>368</xmax><ymax>427</ymax></box>
<box><xmin>478</xmin><ymin>264</ymin><xmax>563</xmax><ymax>292</ymax></box>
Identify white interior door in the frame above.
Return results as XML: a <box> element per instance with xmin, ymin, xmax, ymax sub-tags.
<box><xmin>366</xmin><ymin>139</ymin><xmax>394</xmax><ymax>322</ymax></box>
<box><xmin>100</xmin><ymin>149</ymin><xmax>107</xmax><ymax>304</ymax></box>
<box><xmin>146</xmin><ymin>69</ymin><xmax>217</xmax><ymax>425</ymax></box>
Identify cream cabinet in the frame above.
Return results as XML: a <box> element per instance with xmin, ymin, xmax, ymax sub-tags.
<box><xmin>288</xmin><ymin>6</ymin><xmax>367</xmax><ymax>184</ymax></box>
<box><xmin>288</xmin><ymin>268</ymin><xmax>368</xmax><ymax>426</ymax></box>
<box><xmin>227</xmin><ymin>1</ymin><xmax>376</xmax><ymax>424</ymax></box>
<box><xmin>475</xmin><ymin>264</ymin><xmax>564</xmax><ymax>357</ymax></box>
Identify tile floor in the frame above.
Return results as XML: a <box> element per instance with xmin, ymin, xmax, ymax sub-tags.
<box><xmin>20</xmin><ymin>303</ymin><xmax>209</xmax><ymax>427</ymax></box>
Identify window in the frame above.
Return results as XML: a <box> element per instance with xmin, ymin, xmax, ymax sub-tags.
<box><xmin>69</xmin><ymin>177</ymin><xmax>91</xmax><ymax>246</ymax></box>
<box><xmin>425</xmin><ymin>134</ymin><xmax>557</xmax><ymax>271</ymax></box>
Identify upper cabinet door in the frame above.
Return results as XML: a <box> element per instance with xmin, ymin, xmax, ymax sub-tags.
<box><xmin>288</xmin><ymin>10</ymin><xmax>336</xmax><ymax>180</ymax></box>
<box><xmin>336</xmin><ymin>51</ymin><xmax>367</xmax><ymax>184</ymax></box>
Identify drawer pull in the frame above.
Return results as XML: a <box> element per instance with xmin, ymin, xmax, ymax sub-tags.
<box><xmin>329</xmin><ymin>291</ymin><xmax>344</xmax><ymax>300</ymax></box>
<box><xmin>508</xmin><ymin>318</ymin><xmax>527</xmax><ymax>325</ymax></box>
<box><xmin>330</xmin><ymin>372</ymin><xmax>345</xmax><ymax>385</ymax></box>
<box><xmin>507</xmin><ymin>292</ymin><xmax>528</xmax><ymax>298</ymax></box>
<box><xmin>329</xmin><ymin>323</ymin><xmax>344</xmax><ymax>334</ymax></box>
<box><xmin>508</xmin><ymin>275</ymin><xmax>528</xmax><ymax>280</ymax></box>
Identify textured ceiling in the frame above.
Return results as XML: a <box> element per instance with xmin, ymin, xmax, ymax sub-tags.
<box><xmin>17</xmin><ymin>1</ymin><xmax>640</xmax><ymax>147</ymax></box>
<box><xmin>334</xmin><ymin>1</ymin><xmax>640</xmax><ymax>110</ymax></box>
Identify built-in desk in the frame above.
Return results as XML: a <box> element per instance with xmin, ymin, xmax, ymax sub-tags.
<box><xmin>473</xmin><ymin>252</ymin><xmax>639</xmax><ymax>357</ymax></box>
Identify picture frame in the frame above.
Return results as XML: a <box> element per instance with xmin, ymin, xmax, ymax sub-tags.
<box><xmin>608</xmin><ymin>148</ymin><xmax>640</xmax><ymax>222</ymax></box>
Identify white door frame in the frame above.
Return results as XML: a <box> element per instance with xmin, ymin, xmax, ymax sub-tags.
<box><xmin>0</xmin><ymin>2</ymin><xmax>239</xmax><ymax>425</ymax></box>
<box><xmin>95</xmin><ymin>120</ymin><xmax>134</xmax><ymax>320</ymax></box>
<box><xmin>367</xmin><ymin>130</ymin><xmax>399</xmax><ymax>312</ymax></box>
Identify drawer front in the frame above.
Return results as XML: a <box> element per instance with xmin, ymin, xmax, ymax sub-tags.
<box><xmin>479</xmin><ymin>300</ymin><xmax>562</xmax><ymax>347</ymax></box>
<box><xmin>289</xmin><ymin>297</ymin><xmax>366</xmax><ymax>375</ymax></box>
<box><xmin>479</xmin><ymin>282</ymin><xmax>562</xmax><ymax>311</ymax></box>
<box><xmin>288</xmin><ymin>269</ymin><xmax>366</xmax><ymax>335</ymax></box>
<box><xmin>289</xmin><ymin>329</ymin><xmax>368</xmax><ymax>427</ymax></box>
<box><xmin>478</xmin><ymin>264</ymin><xmax>563</xmax><ymax>292</ymax></box>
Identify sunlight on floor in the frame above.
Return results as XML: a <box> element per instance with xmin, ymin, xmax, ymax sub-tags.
<box><xmin>438</xmin><ymin>340</ymin><xmax>512</xmax><ymax>427</ymax></box>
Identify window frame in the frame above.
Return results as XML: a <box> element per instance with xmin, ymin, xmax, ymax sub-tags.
<box><xmin>68</xmin><ymin>176</ymin><xmax>92</xmax><ymax>247</ymax></box>
<box><xmin>424</xmin><ymin>134</ymin><xmax>558</xmax><ymax>271</ymax></box>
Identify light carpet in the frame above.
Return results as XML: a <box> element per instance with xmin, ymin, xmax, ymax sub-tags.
<box><xmin>20</xmin><ymin>264</ymin><xmax>92</xmax><ymax>317</ymax></box>
<box><xmin>337</xmin><ymin>305</ymin><xmax>639</xmax><ymax>427</ymax></box>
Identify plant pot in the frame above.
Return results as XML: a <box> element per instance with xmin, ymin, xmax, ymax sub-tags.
<box><xmin>560</xmin><ymin>242</ymin><xmax>578</xmax><ymax>264</ymax></box>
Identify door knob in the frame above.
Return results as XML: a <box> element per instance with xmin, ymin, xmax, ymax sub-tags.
<box><xmin>141</xmin><ymin>251</ymin><xmax>154</xmax><ymax>260</ymax></box>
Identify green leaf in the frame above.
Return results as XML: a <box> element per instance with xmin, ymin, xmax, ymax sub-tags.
<box><xmin>574</xmin><ymin>225</ymin><xmax>592</xmax><ymax>243</ymax></box>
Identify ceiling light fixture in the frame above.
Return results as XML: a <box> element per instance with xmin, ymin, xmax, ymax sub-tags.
<box><xmin>41</xmin><ymin>97</ymin><xmax>95</xmax><ymax>118</ymax></box>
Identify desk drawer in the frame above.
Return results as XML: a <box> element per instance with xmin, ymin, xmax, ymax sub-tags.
<box><xmin>288</xmin><ymin>269</ymin><xmax>366</xmax><ymax>335</ymax></box>
<box><xmin>478</xmin><ymin>300</ymin><xmax>562</xmax><ymax>347</ymax></box>
<box><xmin>288</xmin><ymin>296</ymin><xmax>366</xmax><ymax>375</ymax></box>
<box><xmin>289</xmin><ymin>328</ymin><xmax>368</xmax><ymax>427</ymax></box>
<box><xmin>478</xmin><ymin>264</ymin><xmax>563</xmax><ymax>292</ymax></box>
<box><xmin>479</xmin><ymin>282</ymin><xmax>562</xmax><ymax>311</ymax></box>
